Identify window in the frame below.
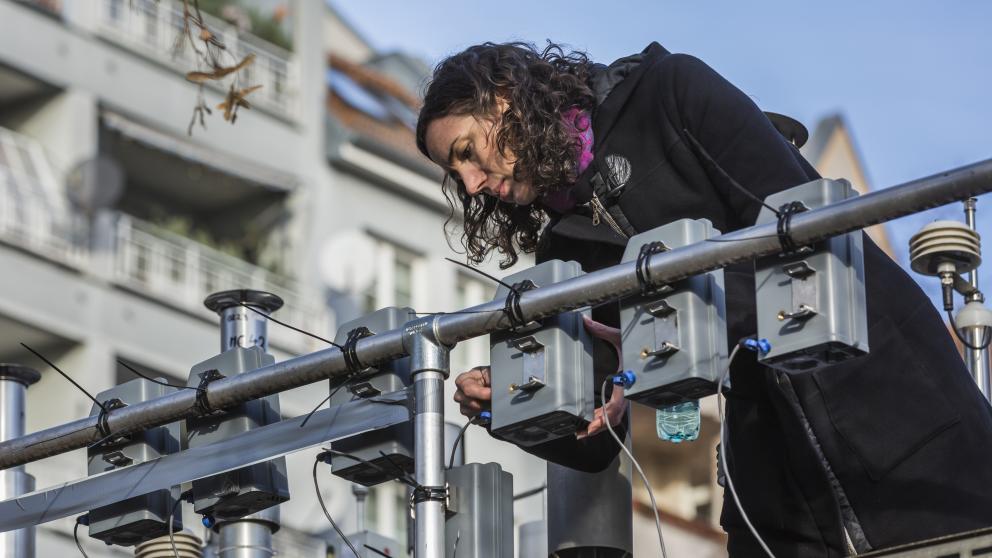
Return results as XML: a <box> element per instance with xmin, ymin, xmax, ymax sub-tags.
<box><xmin>361</xmin><ymin>239</ymin><xmax>423</xmax><ymax>313</ymax></box>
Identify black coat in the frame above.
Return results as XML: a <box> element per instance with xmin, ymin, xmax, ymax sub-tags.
<box><xmin>521</xmin><ymin>43</ymin><xmax>992</xmax><ymax>556</ymax></box>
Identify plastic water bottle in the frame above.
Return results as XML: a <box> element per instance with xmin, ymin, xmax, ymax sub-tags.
<box><xmin>656</xmin><ymin>400</ymin><xmax>701</xmax><ymax>443</ymax></box>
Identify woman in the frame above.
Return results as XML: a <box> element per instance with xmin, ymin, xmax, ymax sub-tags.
<box><xmin>416</xmin><ymin>42</ymin><xmax>992</xmax><ymax>556</ymax></box>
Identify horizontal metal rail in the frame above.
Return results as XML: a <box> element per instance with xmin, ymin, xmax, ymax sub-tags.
<box><xmin>2</xmin><ymin>158</ymin><xmax>992</xmax><ymax>472</ymax></box>
<box><xmin>0</xmin><ymin>391</ymin><xmax>410</xmax><ymax>532</ymax></box>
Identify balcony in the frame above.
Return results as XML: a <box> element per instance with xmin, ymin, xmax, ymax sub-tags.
<box><xmin>0</xmin><ymin>126</ymin><xmax>325</xmax><ymax>352</ymax></box>
<box><xmin>94</xmin><ymin>0</ymin><xmax>298</xmax><ymax>119</ymax></box>
<box><xmin>113</xmin><ymin>212</ymin><xmax>325</xmax><ymax>345</ymax></box>
<box><xmin>0</xmin><ymin>127</ymin><xmax>88</xmax><ymax>267</ymax></box>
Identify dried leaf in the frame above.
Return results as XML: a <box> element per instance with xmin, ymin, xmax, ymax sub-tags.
<box><xmin>217</xmin><ymin>84</ymin><xmax>263</xmax><ymax>122</ymax></box>
<box><xmin>184</xmin><ymin>53</ymin><xmax>255</xmax><ymax>83</ymax></box>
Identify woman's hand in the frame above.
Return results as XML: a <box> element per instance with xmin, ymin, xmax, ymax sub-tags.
<box><xmin>453</xmin><ymin>365</ymin><xmax>492</xmax><ymax>418</ymax></box>
<box><xmin>577</xmin><ymin>385</ymin><xmax>626</xmax><ymax>439</ymax></box>
<box><xmin>578</xmin><ymin>314</ymin><xmax>628</xmax><ymax>439</ymax></box>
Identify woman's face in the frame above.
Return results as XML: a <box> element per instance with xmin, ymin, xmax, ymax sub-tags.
<box><xmin>424</xmin><ymin>110</ymin><xmax>537</xmax><ymax>206</ymax></box>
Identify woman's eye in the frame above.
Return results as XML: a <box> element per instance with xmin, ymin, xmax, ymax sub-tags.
<box><xmin>460</xmin><ymin>145</ymin><xmax>472</xmax><ymax>161</ymax></box>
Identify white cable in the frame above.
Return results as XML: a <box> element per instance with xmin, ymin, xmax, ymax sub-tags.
<box><xmin>717</xmin><ymin>344</ymin><xmax>776</xmax><ymax>558</ymax></box>
<box><xmin>601</xmin><ymin>378</ymin><xmax>669</xmax><ymax>558</ymax></box>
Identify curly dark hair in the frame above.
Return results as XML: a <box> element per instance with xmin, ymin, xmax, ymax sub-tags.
<box><xmin>416</xmin><ymin>42</ymin><xmax>597</xmax><ymax>269</ymax></box>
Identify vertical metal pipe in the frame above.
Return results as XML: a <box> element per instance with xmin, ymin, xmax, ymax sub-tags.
<box><xmin>0</xmin><ymin>364</ymin><xmax>39</xmax><ymax>558</ymax></box>
<box><xmin>352</xmin><ymin>484</ymin><xmax>368</xmax><ymax>533</ymax></box>
<box><xmin>204</xmin><ymin>290</ymin><xmax>284</xmax><ymax>558</ymax></box>
<box><xmin>962</xmin><ymin>199</ymin><xmax>992</xmax><ymax>399</ymax></box>
<box><xmin>404</xmin><ymin>318</ymin><xmax>449</xmax><ymax>558</ymax></box>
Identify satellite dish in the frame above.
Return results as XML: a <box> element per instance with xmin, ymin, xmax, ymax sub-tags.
<box><xmin>319</xmin><ymin>230</ymin><xmax>377</xmax><ymax>293</ymax></box>
<box><xmin>66</xmin><ymin>156</ymin><xmax>124</xmax><ymax>213</ymax></box>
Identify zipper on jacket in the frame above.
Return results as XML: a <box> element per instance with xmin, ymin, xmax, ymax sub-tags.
<box><xmin>589</xmin><ymin>192</ymin><xmax>630</xmax><ymax>239</ymax></box>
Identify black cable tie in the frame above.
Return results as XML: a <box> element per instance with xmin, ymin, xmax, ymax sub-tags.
<box><xmin>343</xmin><ymin>326</ymin><xmax>375</xmax><ymax>374</ymax></box>
<box><xmin>94</xmin><ymin>398</ymin><xmax>127</xmax><ymax>446</ymax></box>
<box><xmin>635</xmin><ymin>241</ymin><xmax>669</xmax><ymax>296</ymax></box>
<box><xmin>193</xmin><ymin>369</ymin><xmax>225</xmax><ymax>415</ymax></box>
<box><xmin>775</xmin><ymin>201</ymin><xmax>810</xmax><ymax>256</ymax></box>
<box><xmin>412</xmin><ymin>485</ymin><xmax>448</xmax><ymax>504</ymax></box>
<box><xmin>503</xmin><ymin>279</ymin><xmax>537</xmax><ymax>331</ymax></box>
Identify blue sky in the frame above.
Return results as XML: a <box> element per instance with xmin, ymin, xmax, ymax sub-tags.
<box><xmin>332</xmin><ymin>0</ymin><xmax>992</xmax><ymax>307</ymax></box>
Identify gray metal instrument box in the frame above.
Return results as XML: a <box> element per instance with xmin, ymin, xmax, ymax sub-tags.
<box><xmin>620</xmin><ymin>219</ymin><xmax>728</xmax><ymax>408</ymax></box>
<box><xmin>445</xmin><ymin>463</ymin><xmax>514</xmax><ymax>558</ymax></box>
<box><xmin>86</xmin><ymin>378</ymin><xmax>182</xmax><ymax>546</ymax></box>
<box><xmin>755</xmin><ymin>178</ymin><xmax>869</xmax><ymax>371</ymax></box>
<box><xmin>185</xmin><ymin>346</ymin><xmax>289</xmax><ymax>519</ymax></box>
<box><xmin>329</xmin><ymin>307</ymin><xmax>414</xmax><ymax>486</ymax></box>
<box><xmin>489</xmin><ymin>260</ymin><xmax>594</xmax><ymax>446</ymax></box>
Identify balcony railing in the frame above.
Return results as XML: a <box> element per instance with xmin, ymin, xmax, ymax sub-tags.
<box><xmin>113</xmin><ymin>213</ymin><xmax>325</xmax><ymax>344</ymax></box>
<box><xmin>95</xmin><ymin>0</ymin><xmax>298</xmax><ymax>118</ymax></box>
<box><xmin>0</xmin><ymin>128</ymin><xmax>88</xmax><ymax>266</ymax></box>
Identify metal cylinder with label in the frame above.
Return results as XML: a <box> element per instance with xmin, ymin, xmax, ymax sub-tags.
<box><xmin>0</xmin><ymin>364</ymin><xmax>39</xmax><ymax>558</ymax></box>
<box><xmin>202</xmin><ymin>290</ymin><xmax>285</xmax><ymax>558</ymax></box>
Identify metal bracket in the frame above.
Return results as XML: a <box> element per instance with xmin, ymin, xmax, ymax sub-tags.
<box><xmin>101</xmin><ymin>450</ymin><xmax>133</xmax><ymax>468</ymax></box>
<box><xmin>510</xmin><ymin>336</ymin><xmax>543</xmax><ymax>353</ymax></box>
<box><xmin>779</xmin><ymin>260</ymin><xmax>818</xmax><ymax>322</ymax></box>
<box><xmin>348</xmin><ymin>382</ymin><xmax>382</xmax><ymax>399</ymax></box>
<box><xmin>509</xmin><ymin>335</ymin><xmax>546</xmax><ymax>392</ymax></box>
<box><xmin>646</xmin><ymin>304</ymin><xmax>680</xmax><ymax>358</ymax></box>
<box><xmin>509</xmin><ymin>375</ymin><xmax>546</xmax><ymax>393</ymax></box>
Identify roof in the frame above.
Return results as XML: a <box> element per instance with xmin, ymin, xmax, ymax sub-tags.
<box><xmin>326</xmin><ymin>53</ymin><xmax>438</xmax><ymax>176</ymax></box>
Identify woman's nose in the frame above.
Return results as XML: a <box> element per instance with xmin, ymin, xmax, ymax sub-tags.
<box><xmin>461</xmin><ymin>166</ymin><xmax>488</xmax><ymax>197</ymax></box>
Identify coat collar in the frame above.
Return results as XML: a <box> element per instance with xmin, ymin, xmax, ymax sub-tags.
<box><xmin>542</xmin><ymin>43</ymin><xmax>671</xmax><ymax>248</ymax></box>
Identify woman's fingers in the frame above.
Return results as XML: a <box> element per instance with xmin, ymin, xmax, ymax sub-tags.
<box><xmin>454</xmin><ymin>366</ymin><xmax>492</xmax><ymax>418</ymax></box>
<box><xmin>577</xmin><ymin>386</ymin><xmax>627</xmax><ymax>439</ymax></box>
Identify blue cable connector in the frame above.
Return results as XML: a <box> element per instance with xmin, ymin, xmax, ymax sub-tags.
<box><xmin>612</xmin><ymin>370</ymin><xmax>637</xmax><ymax>389</ymax></box>
<box><xmin>741</xmin><ymin>338</ymin><xmax>772</xmax><ymax>355</ymax></box>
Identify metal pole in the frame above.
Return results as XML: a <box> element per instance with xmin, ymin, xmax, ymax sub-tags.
<box><xmin>961</xmin><ymin>199</ymin><xmax>992</xmax><ymax>397</ymax></box>
<box><xmin>0</xmin><ymin>364</ymin><xmax>39</xmax><ymax>558</ymax></box>
<box><xmin>3</xmin><ymin>158</ymin><xmax>992</xmax><ymax>470</ymax></box>
<box><xmin>352</xmin><ymin>484</ymin><xmax>368</xmax><ymax>533</ymax></box>
<box><xmin>204</xmin><ymin>290</ymin><xmax>282</xmax><ymax>558</ymax></box>
<box><xmin>404</xmin><ymin>316</ymin><xmax>449</xmax><ymax>558</ymax></box>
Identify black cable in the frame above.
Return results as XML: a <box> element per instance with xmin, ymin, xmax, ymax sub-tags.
<box><xmin>635</xmin><ymin>241</ymin><xmax>669</xmax><ymax>296</ymax></box>
<box><xmin>312</xmin><ymin>458</ymin><xmax>362</xmax><ymax>557</ymax></box>
<box><xmin>73</xmin><ymin>517</ymin><xmax>89</xmax><ymax>558</ymax></box>
<box><xmin>513</xmin><ymin>484</ymin><xmax>547</xmax><ymax>501</ymax></box>
<box><xmin>318</xmin><ymin>448</ymin><xmax>416</xmax><ymax>488</ymax></box>
<box><xmin>448</xmin><ymin>418</ymin><xmax>473</xmax><ymax>469</ymax></box>
<box><xmin>775</xmin><ymin>201</ymin><xmax>808</xmax><ymax>255</ymax></box>
<box><xmin>118</xmin><ymin>359</ymin><xmax>199</xmax><ymax>392</ymax></box>
<box><xmin>682</xmin><ymin>128</ymin><xmax>781</xmax><ymax>218</ymax></box>
<box><xmin>364</xmin><ymin>544</ymin><xmax>393</xmax><ymax>557</ymax></box>
<box><xmin>947</xmin><ymin>310</ymin><xmax>992</xmax><ymax>350</ymax></box>
<box><xmin>239</xmin><ymin>302</ymin><xmax>342</xmax><ymax>349</ymax></box>
<box><xmin>377</xmin><ymin>450</ymin><xmax>419</xmax><ymax>488</ymax></box>
<box><xmin>300</xmin><ymin>380</ymin><xmax>347</xmax><ymax>428</ymax></box>
<box><xmin>444</xmin><ymin>257</ymin><xmax>518</xmax><ymax>292</ymax></box>
<box><xmin>504</xmin><ymin>280</ymin><xmax>537</xmax><ymax>330</ymax></box>
<box><xmin>343</xmin><ymin>327</ymin><xmax>374</xmax><ymax>374</ymax></box>
<box><xmin>21</xmin><ymin>343</ymin><xmax>106</xmax><ymax>413</ymax></box>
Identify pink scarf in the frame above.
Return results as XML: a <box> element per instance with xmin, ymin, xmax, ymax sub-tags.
<box><xmin>542</xmin><ymin>107</ymin><xmax>593</xmax><ymax>212</ymax></box>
